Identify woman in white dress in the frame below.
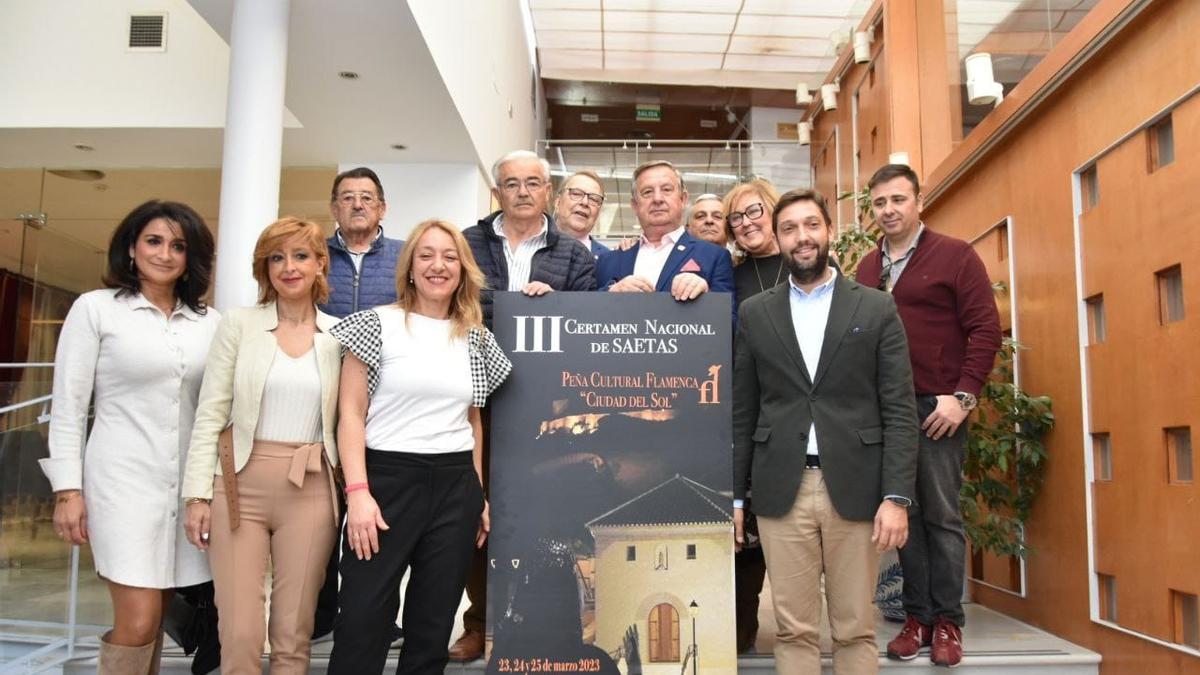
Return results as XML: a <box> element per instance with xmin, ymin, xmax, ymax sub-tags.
<box><xmin>40</xmin><ymin>200</ymin><xmax>219</xmax><ymax>674</ymax></box>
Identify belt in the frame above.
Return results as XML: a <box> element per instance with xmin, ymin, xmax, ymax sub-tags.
<box><xmin>218</xmin><ymin>431</ymin><xmax>339</xmax><ymax>530</ymax></box>
<box><xmin>805</xmin><ymin>455</ymin><xmax>821</xmax><ymax>469</ymax></box>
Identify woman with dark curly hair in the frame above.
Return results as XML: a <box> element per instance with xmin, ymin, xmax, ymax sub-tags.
<box><xmin>40</xmin><ymin>200</ymin><xmax>218</xmax><ymax>674</ymax></box>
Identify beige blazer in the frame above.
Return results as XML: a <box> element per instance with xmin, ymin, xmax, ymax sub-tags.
<box><xmin>182</xmin><ymin>302</ymin><xmax>341</xmax><ymax>500</ymax></box>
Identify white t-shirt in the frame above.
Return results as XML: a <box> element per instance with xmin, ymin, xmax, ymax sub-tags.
<box><xmin>255</xmin><ymin>347</ymin><xmax>323</xmax><ymax>443</ymax></box>
<box><xmin>365</xmin><ymin>306</ymin><xmax>474</xmax><ymax>453</ymax></box>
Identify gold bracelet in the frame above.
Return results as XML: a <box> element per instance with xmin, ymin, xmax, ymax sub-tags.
<box><xmin>55</xmin><ymin>492</ymin><xmax>81</xmax><ymax>504</ymax></box>
<box><xmin>184</xmin><ymin>497</ymin><xmax>211</xmax><ymax>506</ymax></box>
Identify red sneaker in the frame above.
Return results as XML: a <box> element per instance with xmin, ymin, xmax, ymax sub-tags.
<box><xmin>930</xmin><ymin>617</ymin><xmax>963</xmax><ymax>667</ymax></box>
<box><xmin>886</xmin><ymin>616</ymin><xmax>931</xmax><ymax>660</ymax></box>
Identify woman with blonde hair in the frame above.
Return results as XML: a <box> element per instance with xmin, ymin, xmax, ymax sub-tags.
<box><xmin>724</xmin><ymin>178</ymin><xmax>786</xmax><ymax>308</ymax></box>
<box><xmin>182</xmin><ymin>217</ymin><xmax>342</xmax><ymax>674</ymax></box>
<box><xmin>327</xmin><ymin>219</ymin><xmax>511</xmax><ymax>674</ymax></box>
<box><xmin>42</xmin><ymin>200</ymin><xmax>218</xmax><ymax>674</ymax></box>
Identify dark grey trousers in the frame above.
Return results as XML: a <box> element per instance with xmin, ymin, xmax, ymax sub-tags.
<box><xmin>899</xmin><ymin>395</ymin><xmax>968</xmax><ymax>627</ymax></box>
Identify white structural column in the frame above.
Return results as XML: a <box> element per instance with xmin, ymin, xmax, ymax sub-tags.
<box><xmin>214</xmin><ymin>0</ymin><xmax>291</xmax><ymax>309</ymax></box>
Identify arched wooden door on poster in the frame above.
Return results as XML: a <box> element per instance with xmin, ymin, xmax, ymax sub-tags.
<box><xmin>647</xmin><ymin>602</ymin><xmax>680</xmax><ymax>662</ymax></box>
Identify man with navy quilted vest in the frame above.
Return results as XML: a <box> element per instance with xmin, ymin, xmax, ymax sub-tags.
<box><xmin>313</xmin><ymin>167</ymin><xmax>404</xmax><ymax>641</ymax></box>
<box><xmin>319</xmin><ymin>167</ymin><xmax>405</xmax><ymax>319</ymax></box>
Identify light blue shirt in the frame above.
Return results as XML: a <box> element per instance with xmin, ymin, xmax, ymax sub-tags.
<box><xmin>788</xmin><ymin>267</ymin><xmax>838</xmax><ymax>457</ymax></box>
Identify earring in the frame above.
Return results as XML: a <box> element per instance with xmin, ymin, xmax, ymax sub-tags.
<box><xmin>409</xmin><ymin>276</ymin><xmax>414</xmax><ymax>284</ymax></box>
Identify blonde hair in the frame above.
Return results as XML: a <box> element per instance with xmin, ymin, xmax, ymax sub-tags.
<box><xmin>252</xmin><ymin>217</ymin><xmax>330</xmax><ymax>305</ymax></box>
<box><xmin>722</xmin><ymin>178</ymin><xmax>782</xmax><ymax>262</ymax></box>
<box><xmin>394</xmin><ymin>220</ymin><xmax>486</xmax><ymax>338</ymax></box>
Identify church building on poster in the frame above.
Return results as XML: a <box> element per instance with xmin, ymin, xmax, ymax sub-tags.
<box><xmin>586</xmin><ymin>475</ymin><xmax>735</xmax><ymax>675</ymax></box>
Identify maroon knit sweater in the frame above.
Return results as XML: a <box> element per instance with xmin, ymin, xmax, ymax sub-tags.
<box><xmin>856</xmin><ymin>228</ymin><xmax>1002</xmax><ymax>397</ymax></box>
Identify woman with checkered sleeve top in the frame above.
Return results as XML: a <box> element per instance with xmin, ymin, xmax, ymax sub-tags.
<box><xmin>327</xmin><ymin>219</ymin><xmax>512</xmax><ymax>675</ymax></box>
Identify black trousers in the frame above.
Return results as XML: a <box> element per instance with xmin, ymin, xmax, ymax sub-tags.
<box><xmin>328</xmin><ymin>450</ymin><xmax>483</xmax><ymax>675</ymax></box>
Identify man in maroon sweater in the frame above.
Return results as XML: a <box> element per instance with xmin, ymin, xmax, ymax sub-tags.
<box><xmin>855</xmin><ymin>164</ymin><xmax>1001</xmax><ymax>668</ymax></box>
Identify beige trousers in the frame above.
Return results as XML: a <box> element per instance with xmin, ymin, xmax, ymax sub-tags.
<box><xmin>209</xmin><ymin>441</ymin><xmax>338</xmax><ymax>675</ymax></box>
<box><xmin>757</xmin><ymin>468</ymin><xmax>880</xmax><ymax>675</ymax></box>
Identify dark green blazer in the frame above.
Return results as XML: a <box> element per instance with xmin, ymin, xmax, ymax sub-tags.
<box><xmin>732</xmin><ymin>273</ymin><xmax>918</xmax><ymax>521</ymax></box>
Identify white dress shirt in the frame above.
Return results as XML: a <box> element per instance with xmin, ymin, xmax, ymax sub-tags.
<box><xmin>788</xmin><ymin>267</ymin><xmax>838</xmax><ymax>457</ymax></box>
<box><xmin>633</xmin><ymin>225</ymin><xmax>686</xmax><ymax>286</ymax></box>
<box><xmin>493</xmin><ymin>214</ymin><xmax>549</xmax><ymax>291</ymax></box>
<box><xmin>41</xmin><ymin>289</ymin><xmax>220</xmax><ymax>588</ymax></box>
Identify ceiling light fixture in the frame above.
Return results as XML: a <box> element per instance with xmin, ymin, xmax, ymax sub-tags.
<box><xmin>390</xmin><ymin>144</ymin><xmax>407</xmax><ymax>150</ymax></box>
<box><xmin>795</xmin><ymin>86</ymin><xmax>812</xmax><ymax>106</ymax></box>
<box><xmin>820</xmin><ymin>82</ymin><xmax>840</xmax><ymax>112</ymax></box>
<box><xmin>73</xmin><ymin>143</ymin><xmax>95</xmax><ymax>152</ymax></box>
<box><xmin>853</xmin><ymin>31</ymin><xmax>873</xmax><ymax>64</ymax></box>
<box><xmin>49</xmin><ymin>169</ymin><xmax>106</xmax><ymax>181</ymax></box>
<box><xmin>338</xmin><ymin>71</ymin><xmax>360</xmax><ymax>80</ymax></box>
<box><xmin>965</xmin><ymin>53</ymin><xmax>1004</xmax><ymax>106</ymax></box>
<box><xmin>797</xmin><ymin>122</ymin><xmax>812</xmax><ymax>146</ymax></box>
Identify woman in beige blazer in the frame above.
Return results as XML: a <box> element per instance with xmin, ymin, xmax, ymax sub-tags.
<box><xmin>182</xmin><ymin>217</ymin><xmax>341</xmax><ymax>674</ymax></box>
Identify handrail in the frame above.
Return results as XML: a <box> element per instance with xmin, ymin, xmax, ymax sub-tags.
<box><xmin>0</xmin><ymin>394</ymin><xmax>51</xmax><ymax>416</ymax></box>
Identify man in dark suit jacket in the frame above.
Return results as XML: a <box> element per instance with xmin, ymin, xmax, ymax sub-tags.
<box><xmin>733</xmin><ymin>188</ymin><xmax>918</xmax><ymax>674</ymax></box>
<box><xmin>595</xmin><ymin>161</ymin><xmax>734</xmax><ymax>319</ymax></box>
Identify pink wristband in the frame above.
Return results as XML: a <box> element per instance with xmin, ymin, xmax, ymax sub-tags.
<box><xmin>344</xmin><ymin>482</ymin><xmax>369</xmax><ymax>495</ymax></box>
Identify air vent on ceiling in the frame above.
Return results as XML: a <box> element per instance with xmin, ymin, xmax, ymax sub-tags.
<box><xmin>128</xmin><ymin>13</ymin><xmax>167</xmax><ymax>51</ymax></box>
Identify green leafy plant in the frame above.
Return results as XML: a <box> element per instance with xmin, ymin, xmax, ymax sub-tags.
<box><xmin>834</xmin><ymin>187</ymin><xmax>880</xmax><ymax>275</ymax></box>
<box><xmin>960</xmin><ymin>338</ymin><xmax>1055</xmax><ymax>558</ymax></box>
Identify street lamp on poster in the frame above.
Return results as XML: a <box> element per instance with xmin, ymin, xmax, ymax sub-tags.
<box><xmin>688</xmin><ymin>600</ymin><xmax>700</xmax><ymax>675</ymax></box>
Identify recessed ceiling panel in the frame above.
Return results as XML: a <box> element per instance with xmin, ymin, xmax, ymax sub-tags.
<box><xmin>603</xmin><ymin>11</ymin><xmax>737</xmax><ymax>35</ymax></box>
<box><xmin>539</xmin><ymin>49</ymin><xmax>606</xmax><ymax>69</ymax></box>
<box><xmin>722</xmin><ymin>54</ymin><xmax>827</xmax><ymax>72</ymax></box>
<box><xmin>604</xmin><ymin>31</ymin><xmax>729</xmax><ymax>53</ymax></box>
<box><xmin>605</xmin><ymin>51</ymin><xmax>724</xmax><ymax>70</ymax></box>
<box><xmin>728</xmin><ymin>36</ymin><xmax>831</xmax><ymax>57</ymax></box>
<box><xmin>734</xmin><ymin>14</ymin><xmax>847</xmax><ymax>37</ymax></box>
<box><xmin>533</xmin><ymin>9</ymin><xmax>602</xmax><ymax>31</ymax></box>
<box><xmin>535</xmin><ymin>29</ymin><xmax>604</xmax><ymax>50</ymax></box>
<box><xmin>604</xmin><ymin>0</ymin><xmax>743</xmax><ymax>12</ymax></box>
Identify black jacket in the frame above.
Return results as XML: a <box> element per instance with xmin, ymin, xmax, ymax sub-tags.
<box><xmin>464</xmin><ymin>212</ymin><xmax>597</xmax><ymax>327</ymax></box>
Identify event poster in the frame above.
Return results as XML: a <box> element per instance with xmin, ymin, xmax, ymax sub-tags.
<box><xmin>487</xmin><ymin>292</ymin><xmax>735</xmax><ymax>675</ymax></box>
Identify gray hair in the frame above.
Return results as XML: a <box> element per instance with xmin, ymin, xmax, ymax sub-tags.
<box><xmin>492</xmin><ymin>150</ymin><xmax>551</xmax><ymax>185</ymax></box>
<box><xmin>688</xmin><ymin>193</ymin><xmax>723</xmax><ymax>219</ymax></box>
<box><xmin>632</xmin><ymin>160</ymin><xmax>685</xmax><ymax>196</ymax></box>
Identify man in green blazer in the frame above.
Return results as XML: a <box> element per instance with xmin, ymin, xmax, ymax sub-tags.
<box><xmin>732</xmin><ymin>188</ymin><xmax>919</xmax><ymax>674</ymax></box>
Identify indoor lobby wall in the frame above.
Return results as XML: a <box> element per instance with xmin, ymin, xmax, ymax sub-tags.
<box><xmin>919</xmin><ymin>0</ymin><xmax>1200</xmax><ymax>672</ymax></box>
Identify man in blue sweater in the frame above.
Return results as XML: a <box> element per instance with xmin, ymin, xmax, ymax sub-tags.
<box><xmin>319</xmin><ymin>166</ymin><xmax>405</xmax><ymax>318</ymax></box>
<box><xmin>313</xmin><ymin>167</ymin><xmax>404</xmax><ymax>641</ymax></box>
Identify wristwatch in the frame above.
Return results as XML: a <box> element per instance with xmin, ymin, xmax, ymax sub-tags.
<box><xmin>954</xmin><ymin>391</ymin><xmax>978</xmax><ymax>412</ymax></box>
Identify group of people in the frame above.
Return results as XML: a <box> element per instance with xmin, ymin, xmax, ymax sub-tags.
<box><xmin>40</xmin><ymin>148</ymin><xmax>999</xmax><ymax>675</ymax></box>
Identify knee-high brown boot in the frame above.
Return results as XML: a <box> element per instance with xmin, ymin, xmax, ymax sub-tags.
<box><xmin>98</xmin><ymin>630</ymin><xmax>156</xmax><ymax>675</ymax></box>
<box><xmin>147</xmin><ymin>629</ymin><xmax>165</xmax><ymax>675</ymax></box>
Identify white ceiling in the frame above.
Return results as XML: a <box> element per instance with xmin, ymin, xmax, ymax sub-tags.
<box><xmin>0</xmin><ymin>0</ymin><xmax>478</xmax><ymax>169</ymax></box>
<box><xmin>528</xmin><ymin>0</ymin><xmax>874</xmax><ymax>91</ymax></box>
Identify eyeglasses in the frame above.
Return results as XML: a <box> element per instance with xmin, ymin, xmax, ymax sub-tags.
<box><xmin>500</xmin><ymin>178</ymin><xmax>547</xmax><ymax>193</ymax></box>
<box><xmin>336</xmin><ymin>192</ymin><xmax>380</xmax><ymax>207</ymax></box>
<box><xmin>727</xmin><ymin>203</ymin><xmax>766</xmax><ymax>229</ymax></box>
<box><xmin>564</xmin><ymin>187</ymin><xmax>604</xmax><ymax>207</ymax></box>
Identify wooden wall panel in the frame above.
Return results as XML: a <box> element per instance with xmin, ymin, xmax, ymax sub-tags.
<box><xmin>919</xmin><ymin>0</ymin><xmax>1200</xmax><ymax>671</ymax></box>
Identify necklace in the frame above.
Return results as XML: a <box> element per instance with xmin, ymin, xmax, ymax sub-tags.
<box><xmin>751</xmin><ymin>255</ymin><xmax>785</xmax><ymax>293</ymax></box>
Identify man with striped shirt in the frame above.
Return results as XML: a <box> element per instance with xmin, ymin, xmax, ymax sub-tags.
<box><xmin>456</xmin><ymin>150</ymin><xmax>596</xmax><ymax>662</ymax></box>
<box><xmin>464</xmin><ymin>150</ymin><xmax>597</xmax><ymax>329</ymax></box>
